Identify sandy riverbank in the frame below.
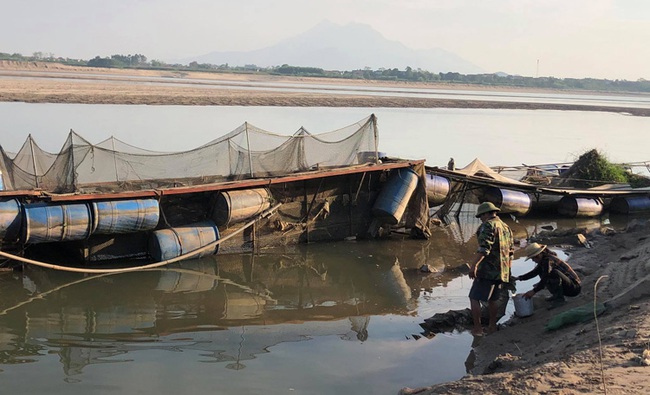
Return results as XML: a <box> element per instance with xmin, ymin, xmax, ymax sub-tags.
<box><xmin>401</xmin><ymin>222</ymin><xmax>650</xmax><ymax>394</ymax></box>
<box><xmin>1</xmin><ymin>61</ymin><xmax>649</xmax><ymax>116</ymax></box>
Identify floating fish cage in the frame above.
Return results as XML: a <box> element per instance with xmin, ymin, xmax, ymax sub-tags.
<box><xmin>482</xmin><ymin>187</ymin><xmax>531</xmax><ymax>216</ymax></box>
<box><xmin>557</xmin><ymin>196</ymin><xmax>604</xmax><ymax>218</ymax></box>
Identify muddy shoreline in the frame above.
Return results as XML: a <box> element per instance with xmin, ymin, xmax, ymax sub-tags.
<box><xmin>402</xmin><ymin>223</ymin><xmax>650</xmax><ymax>394</ymax></box>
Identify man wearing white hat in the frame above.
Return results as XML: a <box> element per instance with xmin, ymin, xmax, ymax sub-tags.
<box><xmin>467</xmin><ymin>201</ymin><xmax>514</xmax><ymax>336</ymax></box>
<box><xmin>516</xmin><ymin>242</ymin><xmax>581</xmax><ymax>307</ymax></box>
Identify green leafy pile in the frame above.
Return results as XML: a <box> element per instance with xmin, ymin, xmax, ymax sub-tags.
<box><xmin>558</xmin><ymin>149</ymin><xmax>648</xmax><ymax>188</ymax></box>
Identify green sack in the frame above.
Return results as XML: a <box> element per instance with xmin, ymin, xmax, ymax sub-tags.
<box><xmin>544</xmin><ymin>303</ymin><xmax>607</xmax><ymax>331</ymax></box>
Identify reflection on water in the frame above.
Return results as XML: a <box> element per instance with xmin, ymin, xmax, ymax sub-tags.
<box><xmin>0</xmin><ymin>210</ymin><xmax>641</xmax><ymax>393</ymax></box>
<box><xmin>0</xmin><ymin>235</ymin><xmax>476</xmax><ymax>394</ymax></box>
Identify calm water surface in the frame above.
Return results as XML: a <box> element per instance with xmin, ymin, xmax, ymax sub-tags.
<box><xmin>0</xmin><ymin>103</ymin><xmax>648</xmax><ymax>393</ymax></box>
<box><xmin>1</xmin><ymin>103</ymin><xmax>649</xmax><ymax>169</ymax></box>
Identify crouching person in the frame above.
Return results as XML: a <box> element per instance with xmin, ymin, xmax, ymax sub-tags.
<box><xmin>517</xmin><ymin>243</ymin><xmax>581</xmax><ymax>307</ymax></box>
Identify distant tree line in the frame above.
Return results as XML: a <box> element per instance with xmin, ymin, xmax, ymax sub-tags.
<box><xmin>2</xmin><ymin>51</ymin><xmax>650</xmax><ymax>93</ymax></box>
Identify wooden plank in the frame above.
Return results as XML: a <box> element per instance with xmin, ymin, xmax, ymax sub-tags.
<box><xmin>18</xmin><ymin>160</ymin><xmax>424</xmax><ymax>203</ymax></box>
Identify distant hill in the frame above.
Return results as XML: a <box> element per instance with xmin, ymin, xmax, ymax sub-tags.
<box><xmin>178</xmin><ymin>20</ymin><xmax>482</xmax><ymax>74</ymax></box>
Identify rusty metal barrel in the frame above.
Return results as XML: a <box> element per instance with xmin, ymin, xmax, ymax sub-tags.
<box><xmin>372</xmin><ymin>168</ymin><xmax>419</xmax><ymax>225</ymax></box>
<box><xmin>425</xmin><ymin>174</ymin><xmax>450</xmax><ymax>207</ymax></box>
<box><xmin>483</xmin><ymin>187</ymin><xmax>531</xmax><ymax>216</ymax></box>
<box><xmin>148</xmin><ymin>220</ymin><xmax>220</xmax><ymax>261</ymax></box>
<box><xmin>212</xmin><ymin>188</ymin><xmax>271</xmax><ymax>227</ymax></box>
<box><xmin>0</xmin><ymin>198</ymin><xmax>22</xmax><ymax>242</ymax></box>
<box><xmin>92</xmin><ymin>199</ymin><xmax>160</xmax><ymax>234</ymax></box>
<box><xmin>557</xmin><ymin>196</ymin><xmax>603</xmax><ymax>218</ymax></box>
<box><xmin>610</xmin><ymin>195</ymin><xmax>650</xmax><ymax>214</ymax></box>
<box><xmin>23</xmin><ymin>203</ymin><xmax>93</xmax><ymax>243</ymax></box>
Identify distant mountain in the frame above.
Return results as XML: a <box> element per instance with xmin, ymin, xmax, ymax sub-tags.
<box><xmin>178</xmin><ymin>21</ymin><xmax>482</xmax><ymax>74</ymax></box>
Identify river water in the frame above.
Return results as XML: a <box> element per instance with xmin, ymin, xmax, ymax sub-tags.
<box><xmin>0</xmin><ymin>102</ymin><xmax>649</xmax><ymax>393</ymax></box>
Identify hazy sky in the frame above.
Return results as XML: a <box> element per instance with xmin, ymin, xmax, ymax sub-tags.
<box><xmin>3</xmin><ymin>0</ymin><xmax>649</xmax><ymax>80</ymax></box>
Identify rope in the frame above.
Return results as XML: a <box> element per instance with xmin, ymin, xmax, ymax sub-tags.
<box><xmin>594</xmin><ymin>275</ymin><xmax>609</xmax><ymax>395</ymax></box>
<box><xmin>0</xmin><ymin>203</ymin><xmax>282</xmax><ymax>274</ymax></box>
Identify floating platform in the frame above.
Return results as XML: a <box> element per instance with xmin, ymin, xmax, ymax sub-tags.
<box><xmin>426</xmin><ymin>158</ymin><xmax>650</xmax><ymax>219</ymax></box>
<box><xmin>0</xmin><ymin>115</ymin><xmax>431</xmax><ymax>271</ymax></box>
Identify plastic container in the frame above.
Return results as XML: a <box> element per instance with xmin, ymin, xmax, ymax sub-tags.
<box><xmin>372</xmin><ymin>168</ymin><xmax>419</xmax><ymax>224</ymax></box>
<box><xmin>512</xmin><ymin>294</ymin><xmax>534</xmax><ymax>317</ymax></box>
<box><xmin>148</xmin><ymin>220</ymin><xmax>220</xmax><ymax>261</ymax></box>
<box><xmin>212</xmin><ymin>188</ymin><xmax>271</xmax><ymax>227</ymax></box>
<box><xmin>24</xmin><ymin>203</ymin><xmax>93</xmax><ymax>244</ymax></box>
<box><xmin>92</xmin><ymin>199</ymin><xmax>160</xmax><ymax>234</ymax></box>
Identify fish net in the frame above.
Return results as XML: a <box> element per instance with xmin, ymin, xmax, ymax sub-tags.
<box><xmin>0</xmin><ymin>115</ymin><xmax>379</xmax><ymax>194</ymax></box>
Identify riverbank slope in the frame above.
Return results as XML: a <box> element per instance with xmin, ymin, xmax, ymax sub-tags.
<box><xmin>402</xmin><ymin>221</ymin><xmax>650</xmax><ymax>394</ymax></box>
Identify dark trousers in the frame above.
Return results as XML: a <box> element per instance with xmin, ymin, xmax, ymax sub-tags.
<box><xmin>547</xmin><ymin>270</ymin><xmax>581</xmax><ymax>297</ymax></box>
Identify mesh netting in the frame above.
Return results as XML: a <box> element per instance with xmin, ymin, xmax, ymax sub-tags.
<box><xmin>0</xmin><ymin>115</ymin><xmax>379</xmax><ymax>194</ymax></box>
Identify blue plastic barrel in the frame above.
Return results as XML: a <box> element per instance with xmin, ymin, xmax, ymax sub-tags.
<box><xmin>212</xmin><ymin>188</ymin><xmax>271</xmax><ymax>227</ymax></box>
<box><xmin>0</xmin><ymin>199</ymin><xmax>22</xmax><ymax>242</ymax></box>
<box><xmin>92</xmin><ymin>199</ymin><xmax>160</xmax><ymax>234</ymax></box>
<box><xmin>372</xmin><ymin>168</ymin><xmax>419</xmax><ymax>224</ymax></box>
<box><xmin>610</xmin><ymin>195</ymin><xmax>650</xmax><ymax>214</ymax></box>
<box><xmin>24</xmin><ymin>203</ymin><xmax>93</xmax><ymax>243</ymax></box>
<box><xmin>148</xmin><ymin>220</ymin><xmax>220</xmax><ymax>261</ymax></box>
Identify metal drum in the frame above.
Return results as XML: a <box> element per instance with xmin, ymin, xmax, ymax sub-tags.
<box><xmin>610</xmin><ymin>195</ymin><xmax>650</xmax><ymax>214</ymax></box>
<box><xmin>372</xmin><ymin>168</ymin><xmax>419</xmax><ymax>225</ymax></box>
<box><xmin>0</xmin><ymin>199</ymin><xmax>22</xmax><ymax>242</ymax></box>
<box><xmin>212</xmin><ymin>188</ymin><xmax>271</xmax><ymax>227</ymax></box>
<box><xmin>148</xmin><ymin>220</ymin><xmax>220</xmax><ymax>262</ymax></box>
<box><xmin>92</xmin><ymin>199</ymin><xmax>160</xmax><ymax>234</ymax></box>
<box><xmin>483</xmin><ymin>187</ymin><xmax>531</xmax><ymax>216</ymax></box>
<box><xmin>557</xmin><ymin>196</ymin><xmax>603</xmax><ymax>218</ymax></box>
<box><xmin>425</xmin><ymin>174</ymin><xmax>450</xmax><ymax>207</ymax></box>
<box><xmin>24</xmin><ymin>203</ymin><xmax>93</xmax><ymax>243</ymax></box>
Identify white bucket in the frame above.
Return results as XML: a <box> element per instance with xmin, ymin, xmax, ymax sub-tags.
<box><xmin>513</xmin><ymin>294</ymin><xmax>534</xmax><ymax>317</ymax></box>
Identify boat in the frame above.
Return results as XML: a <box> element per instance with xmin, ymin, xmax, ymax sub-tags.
<box><xmin>0</xmin><ymin>114</ymin><xmax>431</xmax><ymax>272</ymax></box>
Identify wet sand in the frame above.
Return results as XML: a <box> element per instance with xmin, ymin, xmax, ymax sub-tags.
<box><xmin>1</xmin><ymin>61</ymin><xmax>649</xmax><ymax>116</ymax></box>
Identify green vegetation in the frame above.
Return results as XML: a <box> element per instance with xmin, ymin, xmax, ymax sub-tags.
<box><xmin>559</xmin><ymin>149</ymin><xmax>650</xmax><ymax>188</ymax></box>
<box><xmin>2</xmin><ymin>51</ymin><xmax>650</xmax><ymax>93</ymax></box>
